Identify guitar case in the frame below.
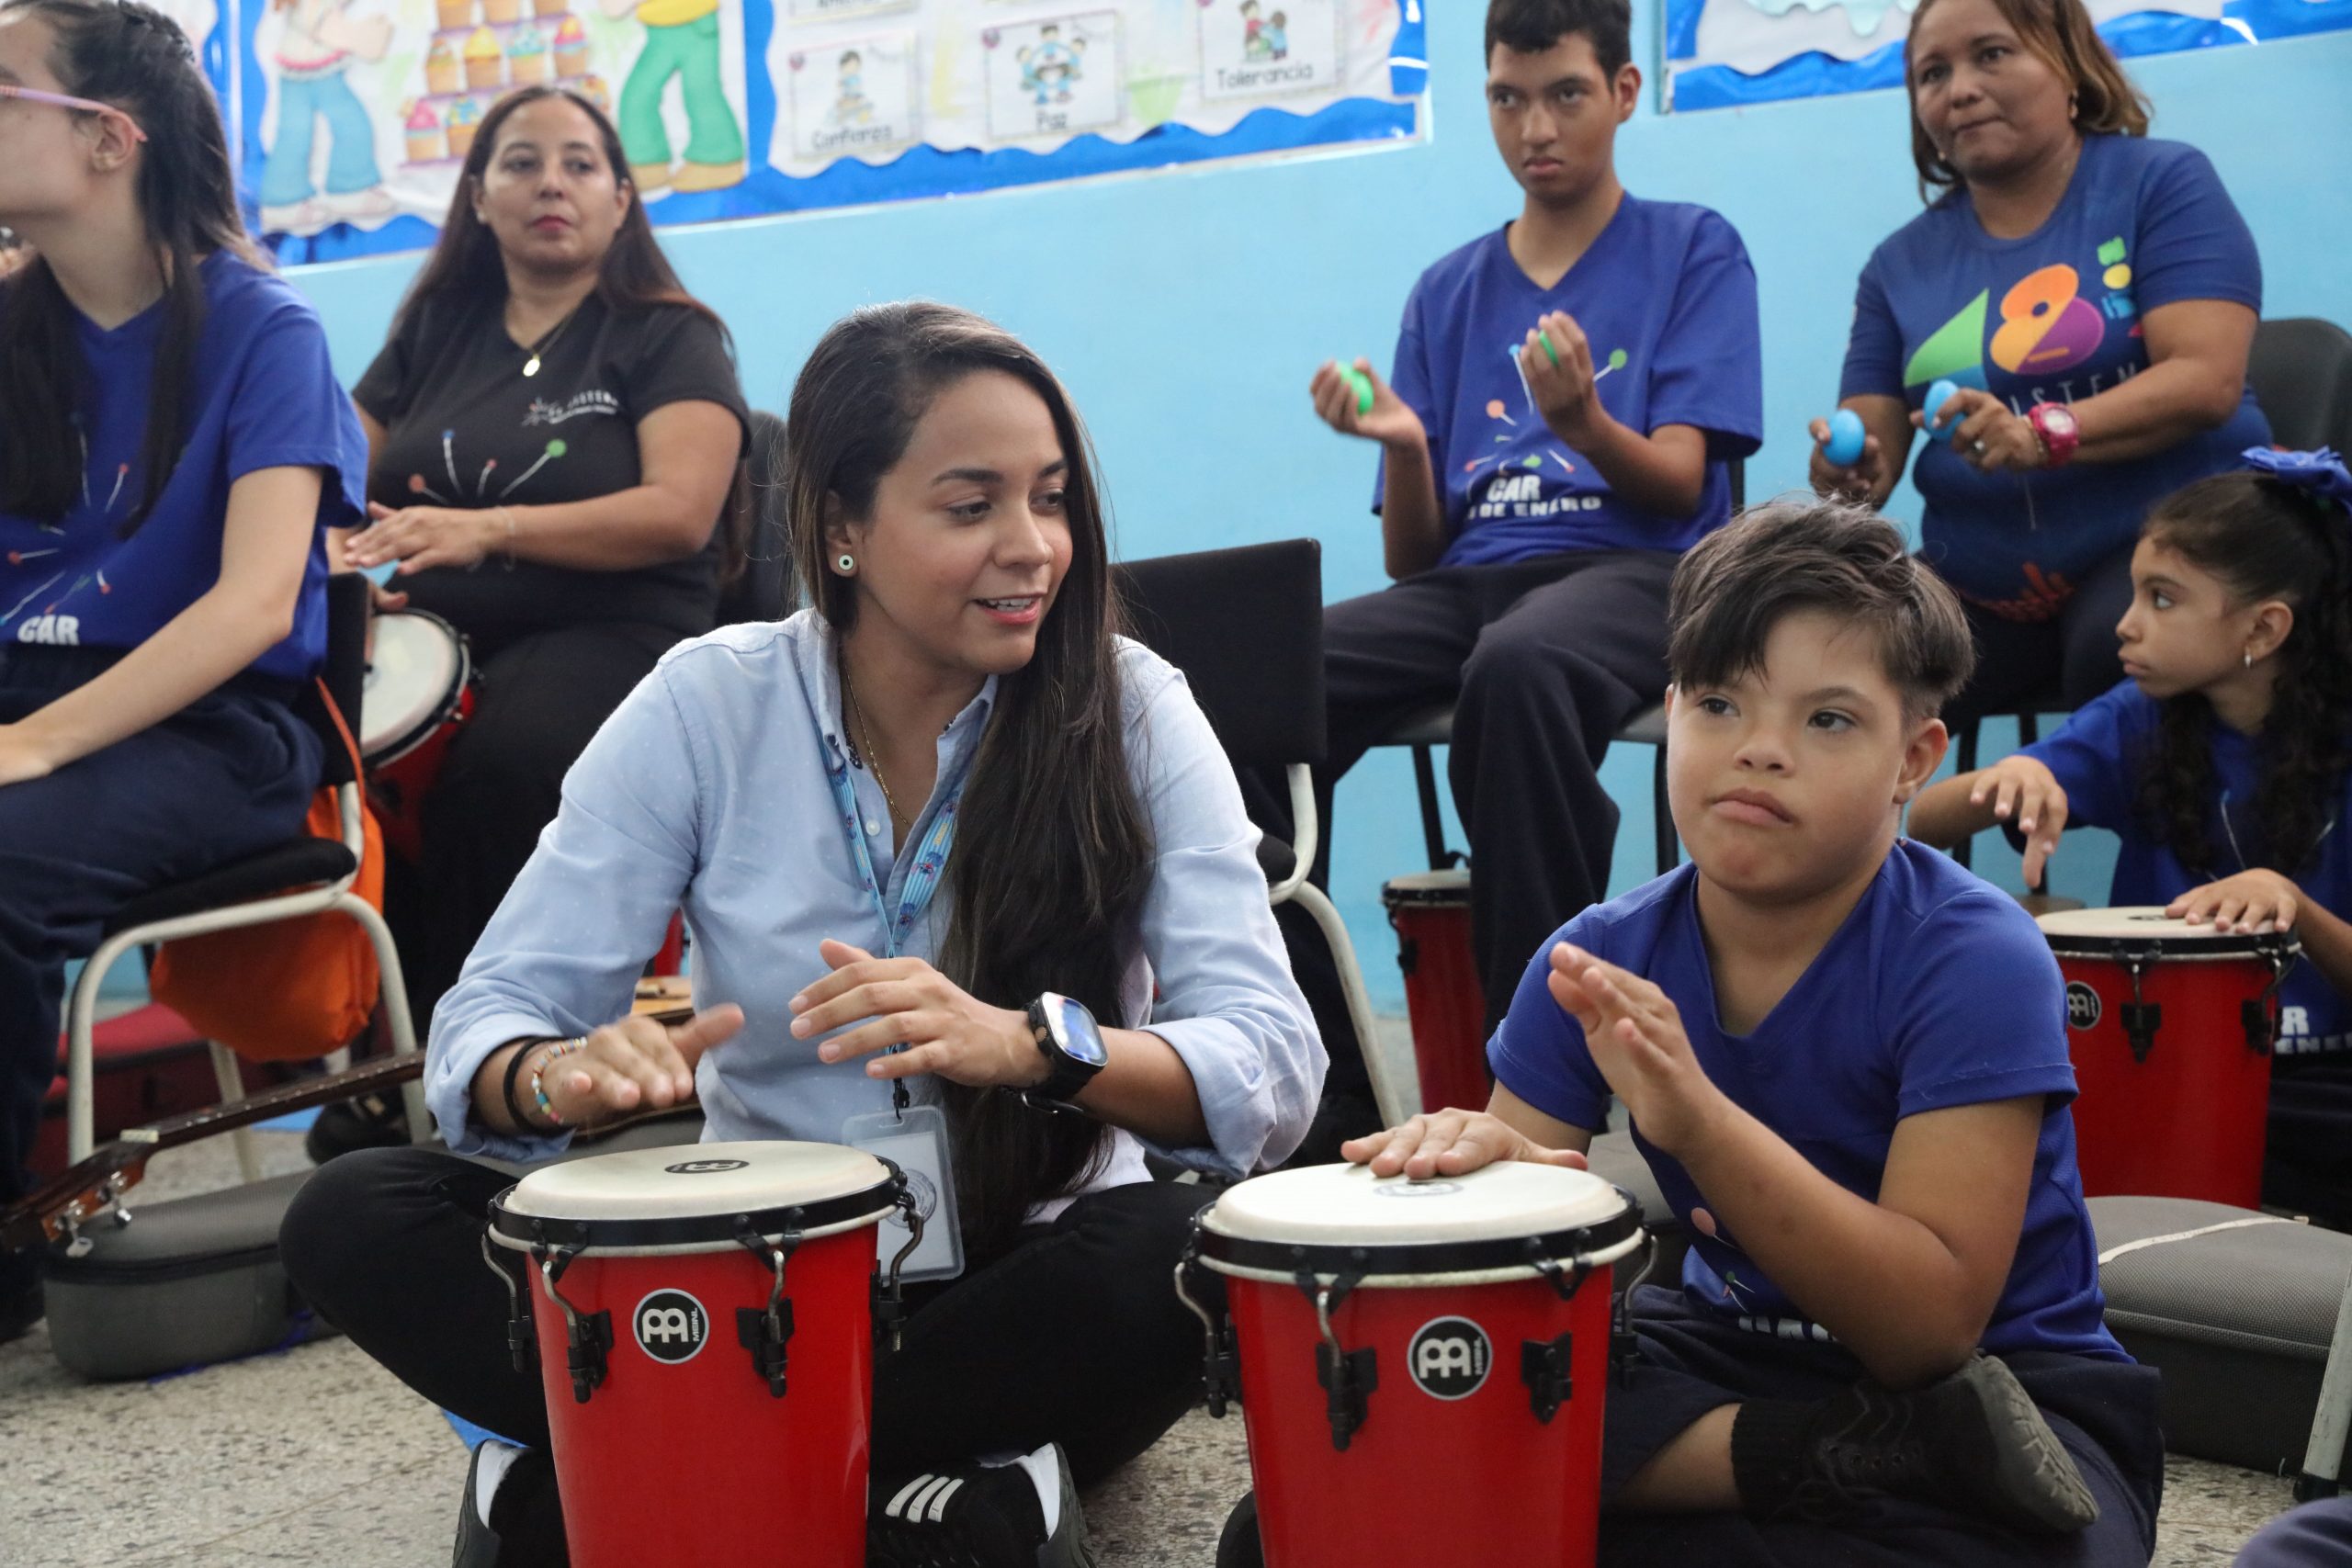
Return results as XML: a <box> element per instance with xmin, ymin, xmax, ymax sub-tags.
<box><xmin>40</xmin><ymin>1109</ymin><xmax>707</xmax><ymax>1382</ymax></box>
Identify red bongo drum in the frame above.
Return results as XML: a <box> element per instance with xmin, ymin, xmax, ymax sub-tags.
<box><xmin>2037</xmin><ymin>907</ymin><xmax>2299</xmax><ymax>1206</ymax></box>
<box><xmin>360</xmin><ymin>610</ymin><xmax>475</xmax><ymax>863</ymax></box>
<box><xmin>1178</xmin><ymin>1161</ymin><xmax>1643</xmax><ymax>1568</ymax></box>
<box><xmin>485</xmin><ymin>1142</ymin><xmax>921</xmax><ymax>1568</ymax></box>
<box><xmin>1381</xmin><ymin>869</ymin><xmax>1486</xmax><ymax>1115</ymax></box>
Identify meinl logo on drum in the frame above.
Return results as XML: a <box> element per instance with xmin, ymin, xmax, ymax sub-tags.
<box><xmin>1408</xmin><ymin>1316</ymin><xmax>1493</xmax><ymax>1400</ymax></box>
<box><xmin>2065</xmin><ymin>982</ymin><xmax>2102</xmax><ymax>1031</ymax></box>
<box><xmin>633</xmin><ymin>1289</ymin><xmax>711</xmax><ymax>1364</ymax></box>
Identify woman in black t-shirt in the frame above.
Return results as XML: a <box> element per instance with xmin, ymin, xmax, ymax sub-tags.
<box><xmin>341</xmin><ymin>84</ymin><xmax>747</xmax><ymax>1060</ymax></box>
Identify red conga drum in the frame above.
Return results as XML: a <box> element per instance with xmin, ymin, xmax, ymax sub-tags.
<box><xmin>486</xmin><ymin>1142</ymin><xmax>920</xmax><ymax>1568</ymax></box>
<box><xmin>2037</xmin><ymin>907</ymin><xmax>2298</xmax><ymax>1206</ymax></box>
<box><xmin>1180</xmin><ymin>1161</ymin><xmax>1643</xmax><ymax>1568</ymax></box>
<box><xmin>360</xmin><ymin>609</ymin><xmax>475</xmax><ymax>863</ymax></box>
<box><xmin>1382</xmin><ymin>869</ymin><xmax>1488</xmax><ymax>1114</ymax></box>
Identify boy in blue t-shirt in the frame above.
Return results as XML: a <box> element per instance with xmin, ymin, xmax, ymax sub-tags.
<box><xmin>1252</xmin><ymin>0</ymin><xmax>1762</xmax><ymax>1151</ymax></box>
<box><xmin>1348</xmin><ymin>503</ymin><xmax>2162</xmax><ymax>1562</ymax></box>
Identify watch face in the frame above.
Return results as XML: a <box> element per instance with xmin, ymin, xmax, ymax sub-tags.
<box><xmin>1048</xmin><ymin>995</ymin><xmax>1109</xmax><ymax>1067</ymax></box>
<box><xmin>2043</xmin><ymin>405</ymin><xmax>2079</xmax><ymax>436</ymax></box>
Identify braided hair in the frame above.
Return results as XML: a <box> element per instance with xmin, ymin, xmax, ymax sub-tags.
<box><xmin>0</xmin><ymin>0</ymin><xmax>262</xmax><ymax>532</ymax></box>
<box><xmin>2134</xmin><ymin>470</ymin><xmax>2352</xmax><ymax>876</ymax></box>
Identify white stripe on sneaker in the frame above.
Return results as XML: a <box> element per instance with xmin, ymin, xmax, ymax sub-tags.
<box><xmin>886</xmin><ymin>1474</ymin><xmax>935</xmax><ymax>1520</ymax></box>
<box><xmin>924</xmin><ymin>1476</ymin><xmax>966</xmax><ymax>1523</ymax></box>
<box><xmin>905</xmin><ymin>1474</ymin><xmax>955</xmax><ymax>1523</ymax></box>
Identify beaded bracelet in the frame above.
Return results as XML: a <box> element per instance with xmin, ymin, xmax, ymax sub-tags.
<box><xmin>529</xmin><ymin>1037</ymin><xmax>588</xmax><ymax>1128</ymax></box>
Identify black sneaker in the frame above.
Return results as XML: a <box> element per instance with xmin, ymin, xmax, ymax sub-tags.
<box><xmin>1216</xmin><ymin>1491</ymin><xmax>1261</xmax><ymax>1568</ymax></box>
<box><xmin>451</xmin><ymin>1439</ymin><xmax>518</xmax><ymax>1568</ymax></box>
<box><xmin>868</xmin><ymin>1443</ymin><xmax>1095</xmax><ymax>1568</ymax></box>
<box><xmin>1797</xmin><ymin>1355</ymin><xmax>2099</xmax><ymax>1534</ymax></box>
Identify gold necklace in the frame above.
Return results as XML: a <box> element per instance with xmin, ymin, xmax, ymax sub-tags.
<box><xmin>841</xmin><ymin>669</ymin><xmax>904</xmax><ymax>829</ymax></box>
<box><xmin>516</xmin><ymin>303</ymin><xmax>582</xmax><ymax>378</ymax></box>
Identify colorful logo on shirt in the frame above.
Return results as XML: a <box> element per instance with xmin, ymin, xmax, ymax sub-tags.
<box><xmin>1903</xmin><ymin>239</ymin><xmax>2139</xmax><ymax>391</ymax></box>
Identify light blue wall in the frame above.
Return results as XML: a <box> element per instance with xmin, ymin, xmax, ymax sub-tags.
<box><xmin>283</xmin><ymin>10</ymin><xmax>2352</xmax><ymax>1010</ymax></box>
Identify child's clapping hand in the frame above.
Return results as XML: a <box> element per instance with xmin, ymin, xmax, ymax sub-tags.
<box><xmin>1548</xmin><ymin>942</ymin><xmax>1730</xmax><ymax>1157</ymax></box>
<box><xmin>2166</xmin><ymin>869</ymin><xmax>2302</xmax><ymax>934</ymax></box>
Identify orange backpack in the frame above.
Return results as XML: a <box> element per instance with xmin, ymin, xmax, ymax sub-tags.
<box><xmin>149</xmin><ymin>680</ymin><xmax>387</xmax><ymax>1062</ymax></box>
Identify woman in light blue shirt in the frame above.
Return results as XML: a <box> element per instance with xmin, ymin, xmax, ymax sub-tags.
<box><xmin>283</xmin><ymin>303</ymin><xmax>1325</xmax><ymax>1568</ymax></box>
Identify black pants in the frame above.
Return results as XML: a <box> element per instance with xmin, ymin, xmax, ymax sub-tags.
<box><xmin>1944</xmin><ymin>545</ymin><xmax>2137</xmax><ymax>724</ymax></box>
<box><xmin>0</xmin><ymin>648</ymin><xmax>319</xmax><ymax>1301</ymax></box>
<box><xmin>384</xmin><ymin>620</ymin><xmax>680</xmax><ymax>1035</ymax></box>
<box><xmin>1597</xmin><ymin>1288</ymin><xmax>2165</xmax><ymax>1567</ymax></box>
<box><xmin>280</xmin><ymin>1148</ymin><xmax>1215</xmax><ymax>1555</ymax></box>
<box><xmin>1247</xmin><ymin>550</ymin><xmax>1678</xmax><ymax>1066</ymax></box>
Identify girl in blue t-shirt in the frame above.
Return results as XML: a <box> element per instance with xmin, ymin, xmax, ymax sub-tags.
<box><xmin>1914</xmin><ymin>449</ymin><xmax>2352</xmax><ymax>1219</ymax></box>
<box><xmin>1810</xmin><ymin>0</ymin><xmax>2267</xmax><ymax>724</ymax></box>
<box><xmin>0</xmin><ymin>0</ymin><xmax>366</xmax><ymax>1342</ymax></box>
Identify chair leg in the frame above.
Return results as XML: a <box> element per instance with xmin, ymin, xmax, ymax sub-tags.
<box><xmin>2299</xmin><ymin>1263</ymin><xmax>2352</xmax><ymax>1500</ymax></box>
<box><xmin>1651</xmin><ymin>742</ymin><xmax>1677</xmax><ymax>878</ymax></box>
<box><xmin>1951</xmin><ymin>718</ymin><xmax>1982</xmax><ymax>870</ymax></box>
<box><xmin>209</xmin><ymin>1043</ymin><xmax>264</xmax><ymax>1185</ymax></box>
<box><xmin>337</xmin><ymin>893</ymin><xmax>433</xmax><ymax>1146</ymax></box>
<box><xmin>1411</xmin><ymin>744</ymin><xmax>1451</xmax><ymax>871</ymax></box>
<box><xmin>1283</xmin><ymin>880</ymin><xmax>1417</xmax><ymax>1129</ymax></box>
<box><xmin>66</xmin><ymin>929</ymin><xmax>147</xmax><ymax>1163</ymax></box>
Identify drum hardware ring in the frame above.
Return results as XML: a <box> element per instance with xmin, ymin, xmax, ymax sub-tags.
<box><xmin>873</xmin><ymin>1158</ymin><xmax>922</xmax><ymax>1353</ymax></box>
<box><xmin>1172</xmin><ymin>1216</ymin><xmax>1240</xmax><ymax>1416</ymax></box>
<box><xmin>1609</xmin><ymin>1227</ymin><xmax>1657</xmax><ymax>1388</ymax></box>
<box><xmin>1521</xmin><ymin>1333</ymin><xmax>1573</xmax><ymax>1424</ymax></box>
<box><xmin>2120</xmin><ymin>952</ymin><xmax>2161</xmax><ymax>1065</ymax></box>
<box><xmin>532</xmin><ymin>1238</ymin><xmax>612</xmax><ymax>1405</ymax></box>
<box><xmin>732</xmin><ymin>1210</ymin><xmax>802</xmax><ymax>1400</ymax></box>
<box><xmin>481</xmin><ymin>1232</ymin><xmax>537</xmax><ymax>1375</ymax></box>
<box><xmin>2245</xmin><ymin>947</ymin><xmax>2301</xmax><ymax>1055</ymax></box>
<box><xmin>1295</xmin><ymin>1258</ymin><xmax>1374</xmax><ymax>1453</ymax></box>
<box><xmin>1525</xmin><ymin>1239</ymin><xmax>1593</xmax><ymax>1303</ymax></box>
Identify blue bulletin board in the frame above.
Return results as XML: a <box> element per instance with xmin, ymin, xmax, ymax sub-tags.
<box><xmin>231</xmin><ymin>0</ymin><xmax>1426</xmax><ymax>264</ymax></box>
<box><xmin>1664</xmin><ymin>0</ymin><xmax>2352</xmax><ymax>112</ymax></box>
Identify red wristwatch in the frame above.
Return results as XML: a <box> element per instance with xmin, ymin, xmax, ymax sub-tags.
<box><xmin>2027</xmin><ymin>401</ymin><xmax>2081</xmax><ymax>468</ymax></box>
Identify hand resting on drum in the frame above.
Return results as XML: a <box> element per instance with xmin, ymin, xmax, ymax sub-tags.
<box><xmin>1341</xmin><ymin>1105</ymin><xmax>1588</xmax><ymax>1180</ymax></box>
<box><xmin>1906</xmin><ymin>753</ymin><xmax>2071</xmax><ymax>886</ymax></box>
<box><xmin>2166</xmin><ymin>868</ymin><xmax>2301</xmax><ymax>935</ymax></box>
<box><xmin>475</xmin><ymin>1004</ymin><xmax>744</xmax><ymax>1135</ymax></box>
<box><xmin>789</xmin><ymin>938</ymin><xmax>1047</xmax><ymax>1090</ymax></box>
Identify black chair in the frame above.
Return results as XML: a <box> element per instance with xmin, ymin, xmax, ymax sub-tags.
<box><xmin>62</xmin><ymin>572</ymin><xmax>427</xmax><ymax>1176</ymax></box>
<box><xmin>1113</xmin><ymin>539</ymin><xmax>1413</xmax><ymax>1128</ymax></box>
<box><xmin>716</xmin><ymin>410</ymin><xmax>794</xmax><ymax>626</ymax></box>
<box><xmin>2250</xmin><ymin>317</ymin><xmax>2352</xmax><ymax>453</ymax></box>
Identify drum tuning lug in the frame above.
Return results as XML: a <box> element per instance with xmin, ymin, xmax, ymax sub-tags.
<box><xmin>735</xmin><ymin>1298</ymin><xmax>795</xmax><ymax>1399</ymax></box>
<box><xmin>538</xmin><ymin>1251</ymin><xmax>609</xmax><ymax>1403</ymax></box>
<box><xmin>482</xmin><ymin>1235</ymin><xmax>537</xmax><ymax>1375</ymax></box>
<box><xmin>1521</xmin><ymin>1333</ymin><xmax>1573</xmax><ymax>1424</ymax></box>
<box><xmin>1315</xmin><ymin>1342</ymin><xmax>1377</xmax><ymax>1451</ymax></box>
<box><xmin>1171</xmin><ymin>1243</ymin><xmax>1240</xmax><ymax>1416</ymax></box>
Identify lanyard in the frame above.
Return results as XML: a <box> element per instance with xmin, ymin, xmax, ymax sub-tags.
<box><xmin>817</xmin><ymin>705</ymin><xmax>964</xmax><ymax>1111</ymax></box>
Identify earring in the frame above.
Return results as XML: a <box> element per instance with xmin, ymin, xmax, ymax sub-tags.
<box><xmin>2245</xmin><ymin>649</ymin><xmax>2254</xmax><ymax>669</ymax></box>
<box><xmin>836</xmin><ymin>554</ymin><xmax>855</xmax><ymax>575</ymax></box>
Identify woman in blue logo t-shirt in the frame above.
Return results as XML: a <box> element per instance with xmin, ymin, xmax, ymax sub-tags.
<box><xmin>1810</xmin><ymin>0</ymin><xmax>2267</xmax><ymax>722</ymax></box>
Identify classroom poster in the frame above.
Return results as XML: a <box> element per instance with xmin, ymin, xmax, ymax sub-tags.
<box><xmin>981</xmin><ymin>12</ymin><xmax>1120</xmax><ymax>142</ymax></box>
<box><xmin>780</xmin><ymin>28</ymin><xmax>919</xmax><ymax>158</ymax></box>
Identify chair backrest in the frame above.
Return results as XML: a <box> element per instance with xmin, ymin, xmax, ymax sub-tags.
<box><xmin>1729</xmin><ymin>455</ymin><xmax>1746</xmax><ymax>513</ymax></box>
<box><xmin>2248</xmin><ymin>318</ymin><xmax>2352</xmax><ymax>454</ymax></box>
<box><xmin>718</xmin><ymin>409</ymin><xmax>794</xmax><ymax>626</ymax></box>
<box><xmin>297</xmin><ymin>570</ymin><xmax>370</xmax><ymax>789</ymax></box>
<box><xmin>1113</xmin><ymin>538</ymin><xmax>1325</xmax><ymax>769</ymax></box>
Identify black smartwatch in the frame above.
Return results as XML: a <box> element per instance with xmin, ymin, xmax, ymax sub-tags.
<box><xmin>1022</xmin><ymin>992</ymin><xmax>1108</xmax><ymax>1111</ymax></box>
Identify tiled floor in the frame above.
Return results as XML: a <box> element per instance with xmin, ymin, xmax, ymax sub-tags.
<box><xmin>0</xmin><ymin>1087</ymin><xmax>2308</xmax><ymax>1566</ymax></box>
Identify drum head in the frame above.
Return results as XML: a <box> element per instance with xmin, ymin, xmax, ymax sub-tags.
<box><xmin>2036</xmin><ymin>905</ymin><xmax>2290</xmax><ymax>958</ymax></box>
<box><xmin>1381</xmin><ymin>868</ymin><xmax>1472</xmax><ymax>906</ymax></box>
<box><xmin>362</xmin><ymin>612</ymin><xmax>466</xmax><ymax>760</ymax></box>
<box><xmin>491</xmin><ymin>1140</ymin><xmax>899</xmax><ymax>1253</ymax></box>
<box><xmin>1197</xmin><ymin>1161</ymin><xmax>1640</xmax><ymax>1282</ymax></box>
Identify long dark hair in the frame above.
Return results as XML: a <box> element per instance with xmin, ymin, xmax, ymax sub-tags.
<box><xmin>1905</xmin><ymin>0</ymin><xmax>2150</xmax><ymax>197</ymax></box>
<box><xmin>787</xmin><ymin>302</ymin><xmax>1155</xmax><ymax>1258</ymax></box>
<box><xmin>2134</xmin><ymin>472</ymin><xmax>2352</xmax><ymax>877</ymax></box>
<box><xmin>0</xmin><ymin>0</ymin><xmax>261</xmax><ymax>531</ymax></box>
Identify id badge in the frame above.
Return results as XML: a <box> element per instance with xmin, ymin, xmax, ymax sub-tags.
<box><xmin>842</xmin><ymin>1102</ymin><xmax>965</xmax><ymax>1283</ymax></box>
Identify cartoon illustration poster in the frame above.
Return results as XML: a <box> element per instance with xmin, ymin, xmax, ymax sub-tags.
<box><xmin>1197</xmin><ymin>0</ymin><xmax>1340</xmax><ymax>101</ymax></box>
<box><xmin>779</xmin><ymin>28</ymin><xmax>918</xmax><ymax>161</ymax></box>
<box><xmin>240</xmin><ymin>0</ymin><xmax>749</xmax><ymax>242</ymax></box>
<box><xmin>982</xmin><ymin>12</ymin><xmax>1117</xmax><ymax>142</ymax></box>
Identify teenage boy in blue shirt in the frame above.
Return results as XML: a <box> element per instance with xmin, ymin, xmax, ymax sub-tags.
<box><xmin>1348</xmin><ymin>503</ymin><xmax>2163</xmax><ymax>1564</ymax></box>
<box><xmin>1256</xmin><ymin>0</ymin><xmax>1763</xmax><ymax>1151</ymax></box>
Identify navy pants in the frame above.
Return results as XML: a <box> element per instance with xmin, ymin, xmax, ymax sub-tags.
<box><xmin>0</xmin><ymin>646</ymin><xmax>320</xmax><ymax>1297</ymax></box>
<box><xmin>1245</xmin><ymin>549</ymin><xmax>1678</xmax><ymax>1050</ymax></box>
<box><xmin>1599</xmin><ymin>1287</ymin><xmax>2166</xmax><ymax>1566</ymax></box>
<box><xmin>1942</xmin><ymin>543</ymin><xmax>2136</xmax><ymax>722</ymax></box>
<box><xmin>2234</xmin><ymin>1496</ymin><xmax>2352</xmax><ymax>1564</ymax></box>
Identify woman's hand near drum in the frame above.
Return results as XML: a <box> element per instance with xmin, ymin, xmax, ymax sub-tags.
<box><xmin>479</xmin><ymin>1005</ymin><xmax>744</xmax><ymax>1135</ymax></box>
<box><xmin>2167</xmin><ymin>870</ymin><xmax>2301</xmax><ymax>935</ymax></box>
<box><xmin>1343</xmin><ymin>1100</ymin><xmax>1589</xmax><ymax>1181</ymax></box>
<box><xmin>345</xmin><ymin>501</ymin><xmax>504</xmax><ymax>575</ymax></box>
<box><xmin>788</xmin><ymin>939</ymin><xmax>1046</xmax><ymax>1090</ymax></box>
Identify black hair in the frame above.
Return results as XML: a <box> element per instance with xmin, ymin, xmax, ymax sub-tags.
<box><xmin>1668</xmin><ymin>498</ymin><xmax>1975</xmax><ymax>722</ymax></box>
<box><xmin>1485</xmin><ymin>0</ymin><xmax>1633</xmax><ymax>76</ymax></box>
<box><xmin>2133</xmin><ymin>473</ymin><xmax>2352</xmax><ymax>877</ymax></box>
<box><xmin>0</xmin><ymin>0</ymin><xmax>261</xmax><ymax>532</ymax></box>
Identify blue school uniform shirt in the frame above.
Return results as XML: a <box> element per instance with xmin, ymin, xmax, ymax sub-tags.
<box><xmin>1840</xmin><ymin>135</ymin><xmax>2267</xmax><ymax>619</ymax></box>
<box><xmin>2021</xmin><ymin>681</ymin><xmax>2352</xmax><ymax>1057</ymax></box>
<box><xmin>1378</xmin><ymin>197</ymin><xmax>1763</xmax><ymax>570</ymax></box>
<box><xmin>1489</xmin><ymin>841</ymin><xmax>2123</xmax><ymax>1360</ymax></box>
<box><xmin>0</xmin><ymin>253</ymin><xmax>365</xmax><ymax>681</ymax></box>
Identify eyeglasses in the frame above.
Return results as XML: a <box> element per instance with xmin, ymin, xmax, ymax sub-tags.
<box><xmin>0</xmin><ymin>84</ymin><xmax>148</xmax><ymax>142</ymax></box>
